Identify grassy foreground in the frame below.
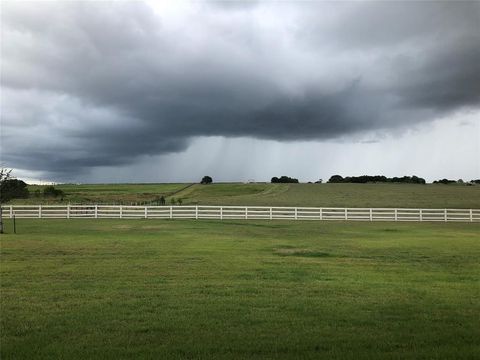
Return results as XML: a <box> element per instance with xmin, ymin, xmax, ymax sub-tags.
<box><xmin>1</xmin><ymin>219</ymin><xmax>479</xmax><ymax>359</ymax></box>
<box><xmin>18</xmin><ymin>182</ymin><xmax>480</xmax><ymax>208</ymax></box>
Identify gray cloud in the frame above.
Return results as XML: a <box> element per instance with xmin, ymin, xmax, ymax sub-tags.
<box><xmin>1</xmin><ymin>1</ymin><xmax>479</xmax><ymax>179</ymax></box>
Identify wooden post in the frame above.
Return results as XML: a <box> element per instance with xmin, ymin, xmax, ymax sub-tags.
<box><xmin>67</xmin><ymin>204</ymin><xmax>70</xmax><ymax>219</ymax></box>
<box><xmin>270</xmin><ymin>207</ymin><xmax>273</xmax><ymax>220</ymax></box>
<box><xmin>319</xmin><ymin>208</ymin><xmax>323</xmax><ymax>220</ymax></box>
<box><xmin>170</xmin><ymin>206</ymin><xmax>173</xmax><ymax>219</ymax></box>
<box><xmin>120</xmin><ymin>205</ymin><xmax>123</xmax><ymax>219</ymax></box>
<box><xmin>444</xmin><ymin>209</ymin><xmax>447</xmax><ymax>222</ymax></box>
<box><xmin>470</xmin><ymin>209</ymin><xmax>473</xmax><ymax>222</ymax></box>
<box><xmin>420</xmin><ymin>209</ymin><xmax>423</xmax><ymax>222</ymax></box>
<box><xmin>145</xmin><ymin>206</ymin><xmax>148</xmax><ymax>219</ymax></box>
<box><xmin>245</xmin><ymin>207</ymin><xmax>248</xmax><ymax>220</ymax></box>
<box><xmin>39</xmin><ymin>205</ymin><xmax>42</xmax><ymax>219</ymax></box>
<box><xmin>369</xmin><ymin>208</ymin><xmax>373</xmax><ymax>221</ymax></box>
<box><xmin>344</xmin><ymin>208</ymin><xmax>347</xmax><ymax>220</ymax></box>
<box><xmin>294</xmin><ymin>207</ymin><xmax>298</xmax><ymax>220</ymax></box>
<box><xmin>195</xmin><ymin>205</ymin><xmax>198</xmax><ymax>220</ymax></box>
<box><xmin>10</xmin><ymin>205</ymin><xmax>13</xmax><ymax>219</ymax></box>
<box><xmin>95</xmin><ymin>205</ymin><xmax>98</xmax><ymax>219</ymax></box>
<box><xmin>220</xmin><ymin>206</ymin><xmax>223</xmax><ymax>220</ymax></box>
<box><xmin>394</xmin><ymin>208</ymin><xmax>398</xmax><ymax>221</ymax></box>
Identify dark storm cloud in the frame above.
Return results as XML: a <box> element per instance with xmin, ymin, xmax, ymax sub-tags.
<box><xmin>1</xmin><ymin>1</ymin><xmax>479</xmax><ymax>178</ymax></box>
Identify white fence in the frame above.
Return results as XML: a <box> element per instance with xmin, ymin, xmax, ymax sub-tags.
<box><xmin>1</xmin><ymin>205</ymin><xmax>479</xmax><ymax>222</ymax></box>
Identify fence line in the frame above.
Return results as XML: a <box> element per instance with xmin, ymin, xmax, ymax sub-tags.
<box><xmin>1</xmin><ymin>205</ymin><xmax>479</xmax><ymax>222</ymax></box>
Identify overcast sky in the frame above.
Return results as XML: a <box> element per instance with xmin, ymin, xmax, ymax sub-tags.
<box><xmin>1</xmin><ymin>1</ymin><xmax>479</xmax><ymax>183</ymax></box>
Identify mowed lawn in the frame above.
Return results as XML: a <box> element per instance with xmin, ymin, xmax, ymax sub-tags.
<box><xmin>1</xmin><ymin>219</ymin><xmax>479</xmax><ymax>359</ymax></box>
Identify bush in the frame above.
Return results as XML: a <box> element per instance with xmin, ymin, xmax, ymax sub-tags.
<box><xmin>0</xmin><ymin>179</ymin><xmax>29</xmax><ymax>202</ymax></box>
<box><xmin>43</xmin><ymin>186</ymin><xmax>64</xmax><ymax>198</ymax></box>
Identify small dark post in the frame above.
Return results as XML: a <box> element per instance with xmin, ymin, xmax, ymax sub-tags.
<box><xmin>13</xmin><ymin>215</ymin><xmax>16</xmax><ymax>234</ymax></box>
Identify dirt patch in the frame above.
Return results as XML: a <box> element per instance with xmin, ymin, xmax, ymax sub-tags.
<box><xmin>141</xmin><ymin>225</ymin><xmax>166</xmax><ymax>230</ymax></box>
<box><xmin>274</xmin><ymin>248</ymin><xmax>331</xmax><ymax>258</ymax></box>
<box><xmin>112</xmin><ymin>224</ymin><xmax>134</xmax><ymax>230</ymax></box>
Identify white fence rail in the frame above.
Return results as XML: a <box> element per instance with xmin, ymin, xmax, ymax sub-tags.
<box><xmin>1</xmin><ymin>205</ymin><xmax>479</xmax><ymax>222</ymax></box>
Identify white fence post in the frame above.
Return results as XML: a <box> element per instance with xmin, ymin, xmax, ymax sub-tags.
<box><xmin>270</xmin><ymin>207</ymin><xmax>273</xmax><ymax>220</ymax></box>
<box><xmin>245</xmin><ymin>207</ymin><xmax>248</xmax><ymax>220</ymax></box>
<box><xmin>10</xmin><ymin>205</ymin><xmax>13</xmax><ymax>218</ymax></box>
<box><xmin>444</xmin><ymin>209</ymin><xmax>447</xmax><ymax>222</ymax></box>
<box><xmin>369</xmin><ymin>208</ymin><xmax>373</xmax><ymax>221</ymax></box>
<box><xmin>420</xmin><ymin>209</ymin><xmax>423</xmax><ymax>222</ymax></box>
<box><xmin>119</xmin><ymin>205</ymin><xmax>123</xmax><ymax>219</ymax></box>
<box><xmin>39</xmin><ymin>205</ymin><xmax>42</xmax><ymax>218</ymax></box>
<box><xmin>145</xmin><ymin>206</ymin><xmax>148</xmax><ymax>219</ymax></box>
<box><xmin>294</xmin><ymin>207</ymin><xmax>298</xmax><ymax>220</ymax></box>
<box><xmin>95</xmin><ymin>205</ymin><xmax>98</xmax><ymax>219</ymax></box>
<box><xmin>169</xmin><ymin>206</ymin><xmax>173</xmax><ymax>219</ymax></box>
<box><xmin>67</xmin><ymin>204</ymin><xmax>70</xmax><ymax>219</ymax></box>
<box><xmin>220</xmin><ymin>206</ymin><xmax>223</xmax><ymax>220</ymax></box>
<box><xmin>344</xmin><ymin>208</ymin><xmax>347</xmax><ymax>220</ymax></box>
<box><xmin>319</xmin><ymin>208</ymin><xmax>323</xmax><ymax>220</ymax></box>
<box><xmin>394</xmin><ymin>208</ymin><xmax>398</xmax><ymax>221</ymax></box>
<box><xmin>195</xmin><ymin>205</ymin><xmax>198</xmax><ymax>220</ymax></box>
<box><xmin>470</xmin><ymin>209</ymin><xmax>473</xmax><ymax>222</ymax></box>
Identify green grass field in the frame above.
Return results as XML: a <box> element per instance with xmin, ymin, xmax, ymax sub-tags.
<box><xmin>1</xmin><ymin>219</ymin><xmax>479</xmax><ymax>359</ymax></box>
<box><xmin>23</xmin><ymin>183</ymin><xmax>189</xmax><ymax>205</ymax></box>
<box><xmin>16</xmin><ymin>182</ymin><xmax>480</xmax><ymax>208</ymax></box>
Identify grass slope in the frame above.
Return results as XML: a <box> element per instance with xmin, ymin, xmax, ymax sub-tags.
<box><xmin>14</xmin><ymin>183</ymin><xmax>480</xmax><ymax>208</ymax></box>
<box><xmin>1</xmin><ymin>219</ymin><xmax>479</xmax><ymax>359</ymax></box>
<box><xmin>170</xmin><ymin>183</ymin><xmax>480</xmax><ymax>208</ymax></box>
<box><xmin>23</xmin><ymin>183</ymin><xmax>189</xmax><ymax>205</ymax></box>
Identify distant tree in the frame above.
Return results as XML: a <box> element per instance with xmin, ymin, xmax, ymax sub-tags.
<box><xmin>471</xmin><ymin>179</ymin><xmax>480</xmax><ymax>184</ymax></box>
<box><xmin>201</xmin><ymin>176</ymin><xmax>213</xmax><ymax>184</ymax></box>
<box><xmin>315</xmin><ymin>179</ymin><xmax>323</xmax><ymax>184</ymax></box>
<box><xmin>457</xmin><ymin>179</ymin><xmax>464</xmax><ymax>184</ymax></box>
<box><xmin>160</xmin><ymin>196</ymin><xmax>166</xmax><ymax>205</ymax></box>
<box><xmin>177</xmin><ymin>198</ymin><xmax>183</xmax><ymax>205</ymax></box>
<box><xmin>170</xmin><ymin>197</ymin><xmax>176</xmax><ymax>205</ymax></box>
<box><xmin>433</xmin><ymin>179</ymin><xmax>456</xmax><ymax>185</ymax></box>
<box><xmin>328</xmin><ymin>174</ymin><xmax>425</xmax><ymax>184</ymax></box>
<box><xmin>271</xmin><ymin>176</ymin><xmax>298</xmax><ymax>183</ymax></box>
<box><xmin>328</xmin><ymin>175</ymin><xmax>344</xmax><ymax>183</ymax></box>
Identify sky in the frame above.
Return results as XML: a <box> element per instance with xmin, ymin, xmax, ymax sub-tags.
<box><xmin>1</xmin><ymin>1</ymin><xmax>479</xmax><ymax>183</ymax></box>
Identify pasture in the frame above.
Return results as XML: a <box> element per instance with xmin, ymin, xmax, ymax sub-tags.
<box><xmin>23</xmin><ymin>183</ymin><xmax>189</xmax><ymax>205</ymax></box>
<box><xmin>18</xmin><ymin>182</ymin><xmax>480</xmax><ymax>208</ymax></box>
<box><xmin>1</xmin><ymin>219</ymin><xmax>479</xmax><ymax>359</ymax></box>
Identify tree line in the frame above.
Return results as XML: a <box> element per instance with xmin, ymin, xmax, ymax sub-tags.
<box><xmin>327</xmin><ymin>175</ymin><xmax>426</xmax><ymax>184</ymax></box>
<box><xmin>269</xmin><ymin>175</ymin><xmax>480</xmax><ymax>185</ymax></box>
